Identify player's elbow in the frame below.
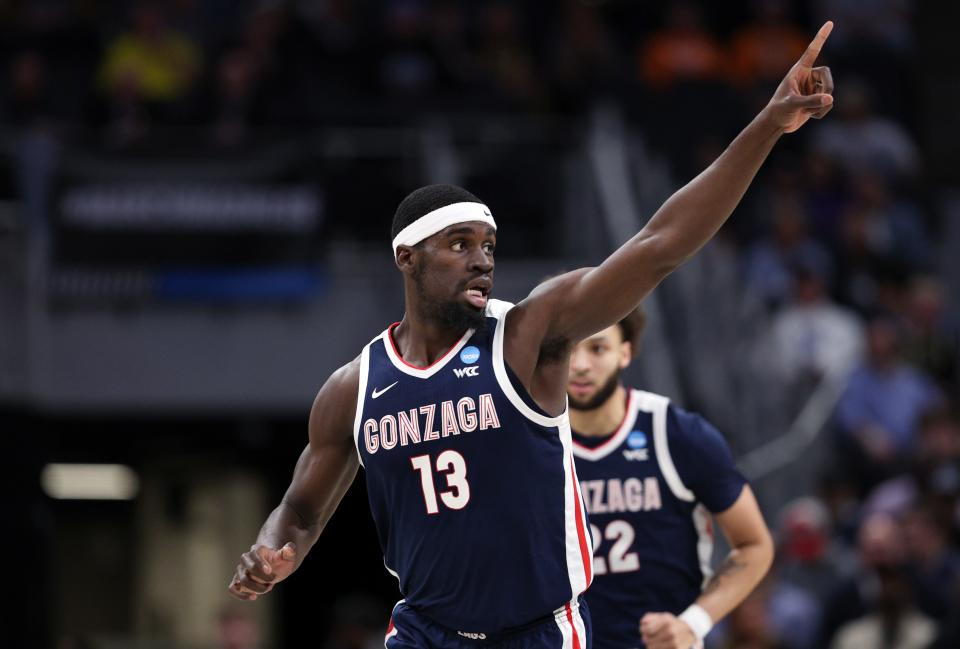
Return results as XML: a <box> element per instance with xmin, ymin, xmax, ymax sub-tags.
<box><xmin>733</xmin><ymin>522</ymin><xmax>775</xmax><ymax>580</ymax></box>
<box><xmin>754</xmin><ymin>526</ymin><xmax>775</xmax><ymax>578</ymax></box>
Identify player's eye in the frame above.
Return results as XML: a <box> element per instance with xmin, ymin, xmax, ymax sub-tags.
<box><xmin>451</xmin><ymin>241</ymin><xmax>465</xmax><ymax>252</ymax></box>
<box><xmin>591</xmin><ymin>345</ymin><xmax>606</xmax><ymax>354</ymax></box>
<box><xmin>483</xmin><ymin>242</ymin><xmax>495</xmax><ymax>254</ymax></box>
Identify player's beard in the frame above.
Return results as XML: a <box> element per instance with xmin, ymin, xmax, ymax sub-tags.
<box><xmin>569</xmin><ymin>369</ymin><xmax>621</xmax><ymax>411</ymax></box>
<box><xmin>414</xmin><ymin>261</ymin><xmax>486</xmax><ymax>333</ymax></box>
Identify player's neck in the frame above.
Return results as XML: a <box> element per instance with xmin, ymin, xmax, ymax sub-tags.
<box><xmin>569</xmin><ymin>385</ymin><xmax>628</xmax><ymax>437</ymax></box>
<box><xmin>392</xmin><ymin>313</ymin><xmax>469</xmax><ymax>367</ymax></box>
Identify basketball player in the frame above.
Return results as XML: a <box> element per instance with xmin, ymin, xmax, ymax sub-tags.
<box><xmin>228</xmin><ymin>22</ymin><xmax>834</xmax><ymax>649</ymax></box>
<box><xmin>568</xmin><ymin>309</ymin><xmax>773</xmax><ymax>649</ymax></box>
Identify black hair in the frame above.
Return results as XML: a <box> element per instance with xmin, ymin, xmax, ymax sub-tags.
<box><xmin>616</xmin><ymin>306</ymin><xmax>647</xmax><ymax>357</ymax></box>
<box><xmin>391</xmin><ymin>184</ymin><xmax>483</xmax><ymax>241</ymax></box>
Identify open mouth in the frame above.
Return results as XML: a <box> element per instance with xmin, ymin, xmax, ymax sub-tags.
<box><xmin>464</xmin><ymin>277</ymin><xmax>491</xmax><ymax>309</ymax></box>
<box><xmin>464</xmin><ymin>286</ymin><xmax>489</xmax><ymax>308</ymax></box>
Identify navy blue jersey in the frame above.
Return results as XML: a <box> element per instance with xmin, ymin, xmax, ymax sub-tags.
<box><xmin>354</xmin><ymin>299</ymin><xmax>593</xmax><ymax>637</ymax></box>
<box><xmin>572</xmin><ymin>389</ymin><xmax>746</xmax><ymax>649</ymax></box>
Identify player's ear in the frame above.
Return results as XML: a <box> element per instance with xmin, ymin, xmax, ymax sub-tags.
<box><xmin>619</xmin><ymin>341</ymin><xmax>632</xmax><ymax>369</ymax></box>
<box><xmin>395</xmin><ymin>246</ymin><xmax>415</xmax><ymax>273</ymax></box>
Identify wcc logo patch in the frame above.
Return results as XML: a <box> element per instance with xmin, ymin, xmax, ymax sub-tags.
<box><xmin>627</xmin><ymin>431</ymin><xmax>648</xmax><ymax>449</ymax></box>
<box><xmin>460</xmin><ymin>346</ymin><xmax>480</xmax><ymax>364</ymax></box>
<box><xmin>454</xmin><ymin>346</ymin><xmax>481</xmax><ymax>378</ymax></box>
<box><xmin>623</xmin><ymin>430</ymin><xmax>649</xmax><ymax>461</ymax></box>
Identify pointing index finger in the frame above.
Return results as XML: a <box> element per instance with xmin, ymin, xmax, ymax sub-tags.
<box><xmin>799</xmin><ymin>21</ymin><xmax>833</xmax><ymax>67</ymax></box>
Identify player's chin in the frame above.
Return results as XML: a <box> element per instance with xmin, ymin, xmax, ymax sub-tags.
<box><xmin>456</xmin><ymin>294</ymin><xmax>487</xmax><ymax>314</ymax></box>
<box><xmin>452</xmin><ymin>298</ymin><xmax>487</xmax><ymax>328</ymax></box>
<box><xmin>567</xmin><ymin>394</ymin><xmax>593</xmax><ymax>410</ymax></box>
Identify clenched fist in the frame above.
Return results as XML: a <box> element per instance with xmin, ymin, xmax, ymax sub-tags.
<box><xmin>228</xmin><ymin>542</ymin><xmax>297</xmax><ymax>601</ymax></box>
<box><xmin>640</xmin><ymin>612</ymin><xmax>700</xmax><ymax>649</ymax></box>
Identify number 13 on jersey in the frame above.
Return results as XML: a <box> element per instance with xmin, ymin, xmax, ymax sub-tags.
<box><xmin>411</xmin><ymin>451</ymin><xmax>471</xmax><ymax>514</ymax></box>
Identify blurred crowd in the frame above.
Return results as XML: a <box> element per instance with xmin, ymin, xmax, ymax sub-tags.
<box><xmin>4</xmin><ymin>1</ymin><xmax>959</xmax><ymax>649</ymax></box>
<box><xmin>0</xmin><ymin>0</ymin><xmax>917</xmax><ymax>144</ymax></box>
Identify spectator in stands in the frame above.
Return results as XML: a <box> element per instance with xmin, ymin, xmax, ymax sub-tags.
<box><xmin>834</xmin><ymin>172</ymin><xmax>931</xmax><ymax>313</ymax></box>
<box><xmin>234</xmin><ymin>4</ymin><xmax>303</xmax><ymax>125</ymax></box>
<box><xmin>743</xmin><ymin>193</ymin><xmax>833</xmax><ymax>310</ymax></box>
<box><xmin>830</xmin><ymin>564</ymin><xmax>937</xmax><ymax>649</ymax></box>
<box><xmin>96</xmin><ymin>2</ymin><xmax>202</xmax><ymax>144</ymax></box>
<box><xmin>98</xmin><ymin>2</ymin><xmax>202</xmax><ymax>105</ymax></box>
<box><xmin>900</xmin><ymin>276</ymin><xmax>958</xmax><ymax>392</ymax></box>
<box><xmin>802</xmin><ymin>150</ymin><xmax>850</xmax><ymax>246</ymax></box>
<box><xmin>426</xmin><ymin>2</ymin><xmax>479</xmax><ymax>97</ymax></box>
<box><xmin>749</xmin><ymin>565</ymin><xmax>822</xmax><ymax>649</ymax></box>
<box><xmin>0</xmin><ymin>50</ymin><xmax>53</xmax><ymax>128</ymax></box>
<box><xmin>638</xmin><ymin>2</ymin><xmax>724</xmax><ymax>88</ymax></box>
<box><xmin>378</xmin><ymin>1</ymin><xmax>436</xmax><ymax>101</ymax></box>
<box><xmin>928</xmin><ymin>575</ymin><xmax>960</xmax><ymax>648</ymax></box>
<box><xmin>820</xmin><ymin>512</ymin><xmax>911</xmax><ymax>645</ymax></box>
<box><xmin>815</xmin><ymin>0</ymin><xmax>914</xmax><ymax>55</ymax></box>
<box><xmin>861</xmin><ymin>408</ymin><xmax>960</xmax><ymax>541</ymax></box>
<box><xmin>476</xmin><ymin>2</ymin><xmax>545</xmax><ymax>112</ymax></box>
<box><xmin>817</xmin><ymin>467</ymin><xmax>863</xmax><ymax>549</ymax></box>
<box><xmin>761</xmin><ymin>263</ymin><xmax>864</xmax><ymax>387</ymax></box>
<box><xmin>835</xmin><ymin>315</ymin><xmax>942</xmax><ymax>489</ymax></box>
<box><xmin>812</xmin><ymin>80</ymin><xmax>919</xmax><ymax>180</ymax></box>
<box><xmin>775</xmin><ymin>497</ymin><xmax>852</xmax><ymax>607</ymax></box>
<box><xmin>552</xmin><ymin>0</ymin><xmax>620</xmax><ymax>112</ymax></box>
<box><xmin>207</xmin><ymin>47</ymin><xmax>263</xmax><ymax>148</ymax></box>
<box><xmin>903</xmin><ymin>504</ymin><xmax>960</xmax><ymax>622</ymax></box>
<box><xmin>716</xmin><ymin>586</ymin><xmax>785</xmax><ymax>649</ymax></box>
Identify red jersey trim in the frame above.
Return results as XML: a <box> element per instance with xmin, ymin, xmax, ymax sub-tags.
<box><xmin>382</xmin><ymin>322</ymin><xmax>475</xmax><ymax>378</ymax></box>
<box><xmin>570</xmin><ymin>389</ymin><xmax>635</xmax><ymax>456</ymax></box>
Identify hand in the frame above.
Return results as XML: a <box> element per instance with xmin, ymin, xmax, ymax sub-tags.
<box><xmin>640</xmin><ymin>612</ymin><xmax>699</xmax><ymax>649</ymax></box>
<box><xmin>763</xmin><ymin>21</ymin><xmax>835</xmax><ymax>134</ymax></box>
<box><xmin>228</xmin><ymin>542</ymin><xmax>297</xmax><ymax>601</ymax></box>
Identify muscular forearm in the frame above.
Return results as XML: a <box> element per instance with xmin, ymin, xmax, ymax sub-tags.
<box><xmin>230</xmin><ymin>367</ymin><xmax>361</xmax><ymax>599</ymax></box>
<box><xmin>695</xmin><ymin>540</ymin><xmax>774</xmax><ymax>623</ymax></box>
<box><xmin>641</xmin><ymin>109</ymin><xmax>783</xmax><ymax>271</ymax></box>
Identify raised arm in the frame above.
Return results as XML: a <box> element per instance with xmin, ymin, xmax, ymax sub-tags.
<box><xmin>520</xmin><ymin>22</ymin><xmax>834</xmax><ymax>348</ymax></box>
<box><xmin>228</xmin><ymin>360</ymin><xmax>360</xmax><ymax>600</ymax></box>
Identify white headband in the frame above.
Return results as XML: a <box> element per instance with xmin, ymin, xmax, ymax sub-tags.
<box><xmin>392</xmin><ymin>201</ymin><xmax>496</xmax><ymax>254</ymax></box>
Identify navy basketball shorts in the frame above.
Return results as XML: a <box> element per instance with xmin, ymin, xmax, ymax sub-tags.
<box><xmin>384</xmin><ymin>597</ymin><xmax>591</xmax><ymax>649</ymax></box>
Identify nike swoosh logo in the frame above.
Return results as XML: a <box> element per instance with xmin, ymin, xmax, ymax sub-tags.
<box><xmin>371</xmin><ymin>381</ymin><xmax>398</xmax><ymax>399</ymax></box>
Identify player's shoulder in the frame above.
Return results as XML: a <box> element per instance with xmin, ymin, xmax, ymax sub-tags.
<box><xmin>667</xmin><ymin>402</ymin><xmax>725</xmax><ymax>442</ymax></box>
<box><xmin>629</xmin><ymin>387</ymin><xmax>671</xmax><ymax>412</ymax></box>
<box><xmin>627</xmin><ymin>387</ymin><xmax>729</xmax><ymax>452</ymax></box>
<box><xmin>507</xmin><ymin>269</ymin><xmax>592</xmax><ymax>331</ymax></box>
<box><xmin>309</xmin><ymin>356</ymin><xmax>362</xmax><ymax>431</ymax></box>
<box><xmin>330</xmin><ymin>355</ymin><xmax>362</xmax><ymax>390</ymax></box>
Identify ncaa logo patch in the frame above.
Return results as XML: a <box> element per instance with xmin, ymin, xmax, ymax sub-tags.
<box><xmin>627</xmin><ymin>431</ymin><xmax>648</xmax><ymax>449</ymax></box>
<box><xmin>460</xmin><ymin>346</ymin><xmax>480</xmax><ymax>364</ymax></box>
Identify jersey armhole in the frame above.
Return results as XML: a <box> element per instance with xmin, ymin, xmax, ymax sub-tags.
<box><xmin>490</xmin><ymin>300</ymin><xmax>566</xmax><ymax>428</ymax></box>
<box><xmin>634</xmin><ymin>391</ymin><xmax>695</xmax><ymax>502</ymax></box>
<box><xmin>352</xmin><ymin>343</ymin><xmax>372</xmax><ymax>467</ymax></box>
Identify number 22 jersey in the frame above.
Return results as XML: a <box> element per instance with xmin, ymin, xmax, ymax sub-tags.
<box><xmin>572</xmin><ymin>389</ymin><xmax>747</xmax><ymax>649</ymax></box>
<box><xmin>353</xmin><ymin>299</ymin><xmax>593</xmax><ymax>636</ymax></box>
